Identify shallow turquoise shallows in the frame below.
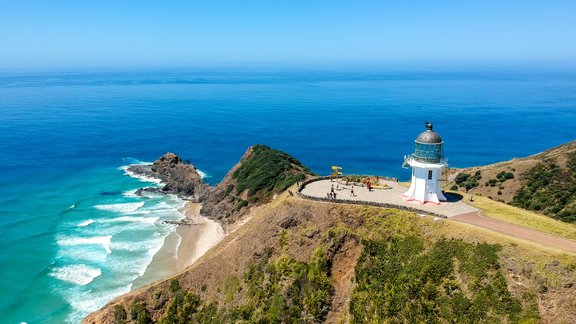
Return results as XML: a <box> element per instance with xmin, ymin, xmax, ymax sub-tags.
<box><xmin>1</xmin><ymin>68</ymin><xmax>575</xmax><ymax>322</ymax></box>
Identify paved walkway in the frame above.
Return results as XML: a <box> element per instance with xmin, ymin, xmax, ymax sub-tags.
<box><xmin>452</xmin><ymin>211</ymin><xmax>576</xmax><ymax>253</ymax></box>
<box><xmin>300</xmin><ymin>179</ymin><xmax>478</xmax><ymax>217</ymax></box>
<box><xmin>300</xmin><ymin>179</ymin><xmax>576</xmax><ymax>253</ymax></box>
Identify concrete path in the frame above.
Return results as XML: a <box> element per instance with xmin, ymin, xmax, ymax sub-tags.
<box><xmin>301</xmin><ymin>179</ymin><xmax>477</xmax><ymax>217</ymax></box>
<box><xmin>451</xmin><ymin>211</ymin><xmax>576</xmax><ymax>253</ymax></box>
<box><xmin>300</xmin><ymin>179</ymin><xmax>576</xmax><ymax>253</ymax></box>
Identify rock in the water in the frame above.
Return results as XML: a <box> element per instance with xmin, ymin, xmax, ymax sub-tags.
<box><xmin>128</xmin><ymin>153</ymin><xmax>210</xmax><ymax>200</ymax></box>
<box><xmin>126</xmin><ymin>164</ymin><xmax>156</xmax><ymax>179</ymax></box>
<box><xmin>150</xmin><ymin>152</ymin><xmax>210</xmax><ymax>199</ymax></box>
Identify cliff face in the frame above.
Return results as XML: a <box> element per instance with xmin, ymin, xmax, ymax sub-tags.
<box><xmin>446</xmin><ymin>140</ymin><xmax>576</xmax><ymax>222</ymax></box>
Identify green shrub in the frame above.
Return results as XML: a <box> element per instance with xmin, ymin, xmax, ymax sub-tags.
<box><xmin>114</xmin><ymin>305</ymin><xmax>127</xmax><ymax>324</ymax></box>
<box><xmin>223</xmin><ymin>276</ymin><xmax>240</xmax><ymax>302</ymax></box>
<box><xmin>497</xmin><ymin>171</ymin><xmax>515</xmax><ymax>182</ymax></box>
<box><xmin>169</xmin><ymin>278</ymin><xmax>181</xmax><ymax>293</ymax></box>
<box><xmin>349</xmin><ymin>237</ymin><xmax>532</xmax><ymax>323</ymax></box>
<box><xmin>455</xmin><ymin>172</ymin><xmax>481</xmax><ymax>191</ymax></box>
<box><xmin>513</xmin><ymin>154</ymin><xmax>576</xmax><ymax>222</ymax></box>
<box><xmin>455</xmin><ymin>173</ymin><xmax>470</xmax><ymax>184</ymax></box>
<box><xmin>160</xmin><ymin>290</ymin><xmax>202</xmax><ymax>324</ymax></box>
<box><xmin>235</xmin><ymin>199</ymin><xmax>248</xmax><ymax>211</ymax></box>
<box><xmin>130</xmin><ymin>302</ymin><xmax>152</xmax><ymax>324</ymax></box>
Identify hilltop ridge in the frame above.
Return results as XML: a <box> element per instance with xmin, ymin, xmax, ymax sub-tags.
<box><xmin>446</xmin><ymin>140</ymin><xmax>576</xmax><ymax>222</ymax></box>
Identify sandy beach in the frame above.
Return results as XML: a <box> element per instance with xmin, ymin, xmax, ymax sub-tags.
<box><xmin>176</xmin><ymin>203</ymin><xmax>225</xmax><ymax>270</ymax></box>
<box><xmin>133</xmin><ymin>202</ymin><xmax>224</xmax><ymax>289</ymax></box>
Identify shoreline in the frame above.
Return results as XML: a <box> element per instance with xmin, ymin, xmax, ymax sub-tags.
<box><xmin>133</xmin><ymin>201</ymin><xmax>224</xmax><ymax>289</ymax></box>
<box><xmin>176</xmin><ymin>202</ymin><xmax>225</xmax><ymax>271</ymax></box>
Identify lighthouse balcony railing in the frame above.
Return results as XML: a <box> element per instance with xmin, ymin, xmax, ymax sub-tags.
<box><xmin>402</xmin><ymin>154</ymin><xmax>448</xmax><ymax>168</ymax></box>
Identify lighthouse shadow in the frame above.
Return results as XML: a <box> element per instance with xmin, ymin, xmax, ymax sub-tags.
<box><xmin>444</xmin><ymin>192</ymin><xmax>464</xmax><ymax>203</ymax></box>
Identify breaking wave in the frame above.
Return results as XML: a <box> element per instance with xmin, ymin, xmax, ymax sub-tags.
<box><xmin>49</xmin><ymin>264</ymin><xmax>102</xmax><ymax>286</ymax></box>
<box><xmin>57</xmin><ymin>235</ymin><xmax>112</xmax><ymax>254</ymax></box>
<box><xmin>94</xmin><ymin>202</ymin><xmax>145</xmax><ymax>214</ymax></box>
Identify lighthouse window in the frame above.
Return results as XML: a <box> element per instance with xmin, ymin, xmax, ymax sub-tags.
<box><xmin>428</xmin><ymin>170</ymin><xmax>433</xmax><ymax>180</ymax></box>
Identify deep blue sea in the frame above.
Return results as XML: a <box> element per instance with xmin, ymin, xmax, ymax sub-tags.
<box><xmin>1</xmin><ymin>68</ymin><xmax>575</xmax><ymax>323</ymax></box>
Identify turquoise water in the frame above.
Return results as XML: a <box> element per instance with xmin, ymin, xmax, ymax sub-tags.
<box><xmin>1</xmin><ymin>68</ymin><xmax>575</xmax><ymax>322</ymax></box>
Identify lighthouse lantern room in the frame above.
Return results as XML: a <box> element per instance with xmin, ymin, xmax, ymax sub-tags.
<box><xmin>402</xmin><ymin>122</ymin><xmax>448</xmax><ymax>204</ymax></box>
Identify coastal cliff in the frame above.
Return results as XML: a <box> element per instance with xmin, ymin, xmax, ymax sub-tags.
<box><xmin>129</xmin><ymin>145</ymin><xmax>313</xmax><ymax>228</ymax></box>
<box><xmin>201</xmin><ymin>144</ymin><xmax>313</xmax><ymax>226</ymax></box>
<box><xmin>85</xmin><ymin>143</ymin><xmax>576</xmax><ymax>323</ymax></box>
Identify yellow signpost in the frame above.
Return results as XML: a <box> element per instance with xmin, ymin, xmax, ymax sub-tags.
<box><xmin>330</xmin><ymin>166</ymin><xmax>343</xmax><ymax>179</ymax></box>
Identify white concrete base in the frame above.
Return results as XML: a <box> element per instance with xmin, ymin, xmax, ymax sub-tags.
<box><xmin>403</xmin><ymin>159</ymin><xmax>447</xmax><ymax>204</ymax></box>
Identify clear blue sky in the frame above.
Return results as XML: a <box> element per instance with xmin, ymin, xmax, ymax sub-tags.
<box><xmin>1</xmin><ymin>0</ymin><xmax>575</xmax><ymax>69</ymax></box>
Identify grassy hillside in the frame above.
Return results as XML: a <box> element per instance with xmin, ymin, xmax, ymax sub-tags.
<box><xmin>232</xmin><ymin>144</ymin><xmax>312</xmax><ymax>201</ymax></box>
<box><xmin>85</xmin><ymin>192</ymin><xmax>576</xmax><ymax>323</ymax></box>
<box><xmin>512</xmin><ymin>152</ymin><xmax>576</xmax><ymax>222</ymax></box>
<box><xmin>446</xmin><ymin>140</ymin><xmax>576</xmax><ymax>223</ymax></box>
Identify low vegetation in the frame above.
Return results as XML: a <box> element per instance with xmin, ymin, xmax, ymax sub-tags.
<box><xmin>453</xmin><ymin>171</ymin><xmax>482</xmax><ymax>191</ymax></box>
<box><xmin>350</xmin><ymin>236</ymin><xmax>537</xmax><ymax>323</ymax></box>
<box><xmin>232</xmin><ymin>144</ymin><xmax>312</xmax><ymax>201</ymax></box>
<box><xmin>156</xmin><ymin>246</ymin><xmax>334</xmax><ymax>323</ymax></box>
<box><xmin>512</xmin><ymin>154</ymin><xmax>576</xmax><ymax>222</ymax></box>
<box><xmin>345</xmin><ymin>207</ymin><xmax>540</xmax><ymax>323</ymax></box>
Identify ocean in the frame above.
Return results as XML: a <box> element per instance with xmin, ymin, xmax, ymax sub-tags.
<box><xmin>0</xmin><ymin>68</ymin><xmax>575</xmax><ymax>323</ymax></box>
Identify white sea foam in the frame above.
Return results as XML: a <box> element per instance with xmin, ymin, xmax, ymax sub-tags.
<box><xmin>77</xmin><ymin>219</ymin><xmax>95</xmax><ymax>227</ymax></box>
<box><xmin>130</xmin><ymin>210</ymin><xmax>153</xmax><ymax>215</ymax></box>
<box><xmin>57</xmin><ymin>247</ymin><xmax>108</xmax><ymax>263</ymax></box>
<box><xmin>49</xmin><ymin>264</ymin><xmax>102</xmax><ymax>286</ymax></box>
<box><xmin>197</xmin><ymin>169</ymin><xmax>209</xmax><ymax>179</ymax></box>
<box><xmin>57</xmin><ymin>235</ymin><xmax>112</xmax><ymax>253</ymax></box>
<box><xmin>122</xmin><ymin>189</ymin><xmax>138</xmax><ymax>198</ymax></box>
<box><xmin>65</xmin><ymin>285</ymin><xmax>131</xmax><ymax>324</ymax></box>
<box><xmin>94</xmin><ymin>201</ymin><xmax>145</xmax><ymax>213</ymax></box>
<box><xmin>65</xmin><ymin>204</ymin><xmax>76</xmax><ymax>211</ymax></box>
<box><xmin>110</xmin><ymin>241</ymin><xmax>163</xmax><ymax>277</ymax></box>
<box><xmin>106</xmin><ymin>216</ymin><xmax>159</xmax><ymax>224</ymax></box>
<box><xmin>120</xmin><ymin>164</ymin><xmax>163</xmax><ymax>184</ymax></box>
<box><xmin>110</xmin><ymin>240</ymin><xmax>151</xmax><ymax>252</ymax></box>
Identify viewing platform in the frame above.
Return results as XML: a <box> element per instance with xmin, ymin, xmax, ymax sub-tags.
<box><xmin>298</xmin><ymin>177</ymin><xmax>478</xmax><ymax>218</ymax></box>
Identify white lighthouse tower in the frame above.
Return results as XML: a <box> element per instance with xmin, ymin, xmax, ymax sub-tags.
<box><xmin>402</xmin><ymin>122</ymin><xmax>448</xmax><ymax>204</ymax></box>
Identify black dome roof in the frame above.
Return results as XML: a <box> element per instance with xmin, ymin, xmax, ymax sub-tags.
<box><xmin>415</xmin><ymin>122</ymin><xmax>443</xmax><ymax>144</ymax></box>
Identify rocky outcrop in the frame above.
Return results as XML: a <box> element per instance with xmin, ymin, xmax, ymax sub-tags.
<box><xmin>127</xmin><ymin>153</ymin><xmax>209</xmax><ymax>200</ymax></box>
<box><xmin>128</xmin><ymin>146</ymin><xmax>313</xmax><ymax>226</ymax></box>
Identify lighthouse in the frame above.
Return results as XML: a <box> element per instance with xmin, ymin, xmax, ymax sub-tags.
<box><xmin>402</xmin><ymin>122</ymin><xmax>448</xmax><ymax>204</ymax></box>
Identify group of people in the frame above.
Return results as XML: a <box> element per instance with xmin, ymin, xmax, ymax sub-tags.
<box><xmin>326</xmin><ymin>183</ymin><xmax>357</xmax><ymax>200</ymax></box>
<box><xmin>327</xmin><ymin>184</ymin><xmax>338</xmax><ymax>199</ymax></box>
